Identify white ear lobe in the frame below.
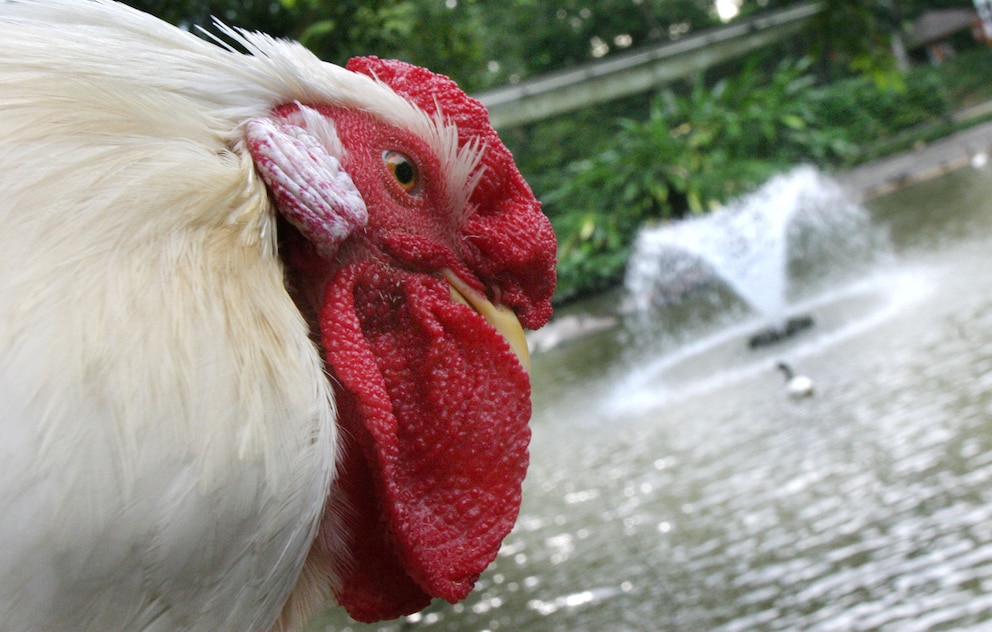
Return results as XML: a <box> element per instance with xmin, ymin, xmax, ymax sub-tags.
<box><xmin>246</xmin><ymin>117</ymin><xmax>367</xmax><ymax>260</ymax></box>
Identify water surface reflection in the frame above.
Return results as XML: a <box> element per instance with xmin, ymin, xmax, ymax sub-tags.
<box><xmin>316</xmin><ymin>166</ymin><xmax>992</xmax><ymax>631</ymax></box>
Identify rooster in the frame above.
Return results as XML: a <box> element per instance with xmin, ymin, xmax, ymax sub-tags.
<box><xmin>0</xmin><ymin>1</ymin><xmax>556</xmax><ymax>630</ymax></box>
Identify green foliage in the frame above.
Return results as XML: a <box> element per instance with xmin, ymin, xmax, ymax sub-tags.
<box><xmin>127</xmin><ymin>0</ymin><xmax>728</xmax><ymax>92</ymax></box>
<box><xmin>804</xmin><ymin>70</ymin><xmax>949</xmax><ymax>152</ymax></box>
<box><xmin>922</xmin><ymin>47</ymin><xmax>992</xmax><ymax>107</ymax></box>
<box><xmin>479</xmin><ymin>0</ymin><xmax>718</xmax><ymax>87</ymax></box>
<box><xmin>812</xmin><ymin>0</ymin><xmax>901</xmax><ymax>83</ymax></box>
<box><xmin>544</xmin><ymin>58</ymin><xmax>848</xmax><ymax>302</ymax></box>
<box><xmin>541</xmin><ymin>52</ymin><xmax>970</xmax><ymax>302</ymax></box>
<box><xmin>124</xmin><ymin>0</ymin><xmax>490</xmax><ymax>91</ymax></box>
<box><xmin>286</xmin><ymin>0</ymin><xmax>488</xmax><ymax>89</ymax></box>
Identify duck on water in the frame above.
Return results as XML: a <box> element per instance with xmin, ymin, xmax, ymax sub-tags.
<box><xmin>776</xmin><ymin>361</ymin><xmax>814</xmax><ymax>398</ymax></box>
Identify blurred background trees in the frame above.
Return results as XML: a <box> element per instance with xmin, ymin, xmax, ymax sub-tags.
<box><xmin>125</xmin><ymin>0</ymin><xmax>992</xmax><ymax>302</ymax></box>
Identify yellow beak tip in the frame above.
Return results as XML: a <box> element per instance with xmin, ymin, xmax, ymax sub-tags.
<box><xmin>443</xmin><ymin>270</ymin><xmax>531</xmax><ymax>373</ymax></box>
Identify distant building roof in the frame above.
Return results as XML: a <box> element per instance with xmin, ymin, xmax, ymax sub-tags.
<box><xmin>907</xmin><ymin>8</ymin><xmax>978</xmax><ymax>49</ymax></box>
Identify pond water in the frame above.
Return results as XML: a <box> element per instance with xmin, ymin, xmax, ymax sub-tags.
<box><xmin>315</xmin><ymin>164</ymin><xmax>992</xmax><ymax>631</ymax></box>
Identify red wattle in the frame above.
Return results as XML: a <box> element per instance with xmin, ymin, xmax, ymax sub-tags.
<box><xmin>319</xmin><ymin>260</ymin><xmax>531</xmax><ymax>623</ymax></box>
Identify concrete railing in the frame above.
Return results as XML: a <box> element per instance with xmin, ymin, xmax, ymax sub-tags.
<box><xmin>475</xmin><ymin>2</ymin><xmax>824</xmax><ymax>129</ymax></box>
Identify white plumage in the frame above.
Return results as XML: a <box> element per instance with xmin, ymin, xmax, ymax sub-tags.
<box><xmin>0</xmin><ymin>2</ymin><xmax>410</xmax><ymax>629</ymax></box>
<box><xmin>0</xmin><ymin>1</ymin><xmax>559</xmax><ymax>628</ymax></box>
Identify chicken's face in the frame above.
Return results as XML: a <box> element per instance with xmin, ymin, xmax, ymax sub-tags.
<box><xmin>247</xmin><ymin>57</ymin><xmax>556</xmax><ymax>622</ymax></box>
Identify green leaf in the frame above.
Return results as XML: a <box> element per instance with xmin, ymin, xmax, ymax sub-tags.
<box><xmin>781</xmin><ymin>114</ymin><xmax>806</xmax><ymax>131</ymax></box>
<box><xmin>298</xmin><ymin>19</ymin><xmax>336</xmax><ymax>45</ymax></box>
<box><xmin>578</xmin><ymin>215</ymin><xmax>596</xmax><ymax>241</ymax></box>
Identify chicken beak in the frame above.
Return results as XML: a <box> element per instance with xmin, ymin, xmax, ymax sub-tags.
<box><xmin>443</xmin><ymin>269</ymin><xmax>531</xmax><ymax>373</ymax></box>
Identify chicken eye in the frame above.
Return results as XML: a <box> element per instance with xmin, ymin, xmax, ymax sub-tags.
<box><xmin>383</xmin><ymin>150</ymin><xmax>419</xmax><ymax>194</ymax></box>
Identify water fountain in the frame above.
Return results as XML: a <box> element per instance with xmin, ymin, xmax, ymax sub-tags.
<box><xmin>622</xmin><ymin>166</ymin><xmax>888</xmax><ymax>346</ymax></box>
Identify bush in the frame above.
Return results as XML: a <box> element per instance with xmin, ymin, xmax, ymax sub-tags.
<box><xmin>805</xmin><ymin>70</ymin><xmax>949</xmax><ymax>149</ymax></box>
<box><xmin>538</xmin><ymin>53</ymin><xmax>968</xmax><ymax>303</ymax></box>
<box><xmin>544</xmin><ymin>58</ymin><xmax>836</xmax><ymax>301</ymax></box>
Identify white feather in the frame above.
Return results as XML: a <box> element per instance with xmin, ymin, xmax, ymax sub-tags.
<box><xmin>0</xmin><ymin>1</ymin><xmax>472</xmax><ymax>629</ymax></box>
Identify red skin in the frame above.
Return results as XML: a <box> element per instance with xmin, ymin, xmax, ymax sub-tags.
<box><xmin>252</xmin><ymin>59</ymin><xmax>556</xmax><ymax>622</ymax></box>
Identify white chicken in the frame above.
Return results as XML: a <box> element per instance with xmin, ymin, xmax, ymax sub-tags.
<box><xmin>0</xmin><ymin>2</ymin><xmax>556</xmax><ymax>631</ymax></box>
